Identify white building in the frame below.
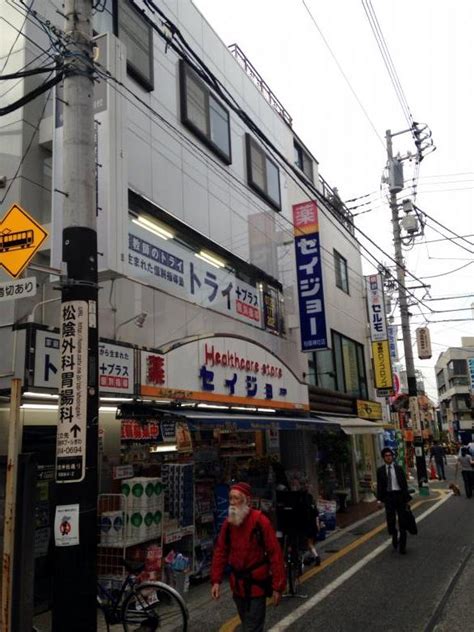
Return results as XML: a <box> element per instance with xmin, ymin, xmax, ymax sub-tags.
<box><xmin>435</xmin><ymin>337</ymin><xmax>474</xmax><ymax>442</ymax></box>
<box><xmin>0</xmin><ymin>0</ymin><xmax>384</xmax><ymax>595</ymax></box>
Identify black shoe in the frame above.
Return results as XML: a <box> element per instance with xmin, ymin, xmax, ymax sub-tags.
<box><xmin>315</xmin><ymin>555</ymin><xmax>321</xmax><ymax>566</ymax></box>
<box><xmin>392</xmin><ymin>533</ymin><xmax>398</xmax><ymax>550</ymax></box>
<box><xmin>399</xmin><ymin>547</ymin><xmax>406</xmax><ymax>554</ymax></box>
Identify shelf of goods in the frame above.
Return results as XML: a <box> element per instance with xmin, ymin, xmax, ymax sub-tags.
<box><xmin>97</xmin><ymin>477</ymin><xmax>165</xmax><ymax>585</ymax></box>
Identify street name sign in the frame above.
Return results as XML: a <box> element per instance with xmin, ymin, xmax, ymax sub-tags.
<box><xmin>0</xmin><ymin>203</ymin><xmax>48</xmax><ymax>278</ymax></box>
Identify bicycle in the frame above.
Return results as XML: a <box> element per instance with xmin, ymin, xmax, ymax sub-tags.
<box><xmin>281</xmin><ymin>532</ymin><xmax>306</xmax><ymax>599</ymax></box>
<box><xmin>97</xmin><ymin>559</ymin><xmax>189</xmax><ymax>631</ymax></box>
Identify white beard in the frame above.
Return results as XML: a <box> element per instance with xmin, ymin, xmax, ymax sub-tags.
<box><xmin>228</xmin><ymin>503</ymin><xmax>250</xmax><ymax>526</ymax></box>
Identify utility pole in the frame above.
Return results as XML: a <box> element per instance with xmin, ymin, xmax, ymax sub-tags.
<box><xmin>52</xmin><ymin>1</ymin><xmax>99</xmax><ymax>630</ymax></box>
<box><xmin>386</xmin><ymin>129</ymin><xmax>428</xmax><ymax>492</ymax></box>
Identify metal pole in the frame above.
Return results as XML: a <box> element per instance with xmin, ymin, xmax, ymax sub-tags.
<box><xmin>1</xmin><ymin>379</ymin><xmax>22</xmax><ymax>632</ymax></box>
<box><xmin>386</xmin><ymin>129</ymin><xmax>428</xmax><ymax>491</ymax></box>
<box><xmin>52</xmin><ymin>1</ymin><xmax>99</xmax><ymax>630</ymax></box>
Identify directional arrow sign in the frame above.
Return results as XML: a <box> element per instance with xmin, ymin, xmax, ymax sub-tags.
<box><xmin>0</xmin><ymin>203</ymin><xmax>48</xmax><ymax>278</ymax></box>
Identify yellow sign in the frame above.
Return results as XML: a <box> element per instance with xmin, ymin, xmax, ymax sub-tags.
<box><xmin>0</xmin><ymin>203</ymin><xmax>48</xmax><ymax>278</ymax></box>
<box><xmin>371</xmin><ymin>340</ymin><xmax>393</xmax><ymax>390</ymax></box>
<box><xmin>357</xmin><ymin>399</ymin><xmax>383</xmax><ymax>420</ymax></box>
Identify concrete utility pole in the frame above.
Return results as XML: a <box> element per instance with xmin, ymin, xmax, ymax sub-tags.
<box><xmin>386</xmin><ymin>129</ymin><xmax>428</xmax><ymax>491</ymax></box>
<box><xmin>52</xmin><ymin>1</ymin><xmax>99</xmax><ymax>630</ymax></box>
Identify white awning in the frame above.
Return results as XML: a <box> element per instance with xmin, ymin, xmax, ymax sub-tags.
<box><xmin>317</xmin><ymin>415</ymin><xmax>384</xmax><ymax>435</ymax></box>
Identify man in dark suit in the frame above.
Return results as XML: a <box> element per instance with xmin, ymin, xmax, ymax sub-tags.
<box><xmin>376</xmin><ymin>447</ymin><xmax>411</xmax><ymax>554</ymax></box>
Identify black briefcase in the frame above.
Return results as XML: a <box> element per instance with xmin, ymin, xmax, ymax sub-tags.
<box><xmin>403</xmin><ymin>506</ymin><xmax>418</xmax><ymax>535</ymax></box>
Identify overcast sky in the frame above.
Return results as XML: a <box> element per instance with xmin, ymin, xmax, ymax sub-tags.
<box><xmin>193</xmin><ymin>0</ymin><xmax>474</xmax><ymax>400</ymax></box>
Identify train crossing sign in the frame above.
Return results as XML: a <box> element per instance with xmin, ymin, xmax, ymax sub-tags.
<box><xmin>0</xmin><ymin>203</ymin><xmax>48</xmax><ymax>278</ymax></box>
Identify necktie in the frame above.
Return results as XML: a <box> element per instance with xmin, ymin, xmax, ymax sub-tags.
<box><xmin>387</xmin><ymin>465</ymin><xmax>393</xmax><ymax>491</ymax></box>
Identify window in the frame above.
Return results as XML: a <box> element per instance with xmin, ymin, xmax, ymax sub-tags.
<box><xmin>245</xmin><ymin>134</ymin><xmax>281</xmax><ymax>211</ymax></box>
<box><xmin>117</xmin><ymin>0</ymin><xmax>154</xmax><ymax>91</ymax></box>
<box><xmin>180</xmin><ymin>61</ymin><xmax>231</xmax><ymax>164</ymax></box>
<box><xmin>294</xmin><ymin>140</ymin><xmax>313</xmax><ymax>182</ymax></box>
<box><xmin>308</xmin><ymin>332</ymin><xmax>367</xmax><ymax>398</ymax></box>
<box><xmin>334</xmin><ymin>250</ymin><xmax>349</xmax><ymax>293</ymax></box>
<box><xmin>447</xmin><ymin>359</ymin><xmax>467</xmax><ymax>376</ymax></box>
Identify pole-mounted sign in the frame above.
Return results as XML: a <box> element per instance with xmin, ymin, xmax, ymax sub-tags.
<box><xmin>0</xmin><ymin>203</ymin><xmax>48</xmax><ymax>278</ymax></box>
<box><xmin>55</xmin><ymin>300</ymin><xmax>89</xmax><ymax>483</ymax></box>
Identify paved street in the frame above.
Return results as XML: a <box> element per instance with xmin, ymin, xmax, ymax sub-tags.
<box><xmin>32</xmin><ymin>458</ymin><xmax>473</xmax><ymax>632</ymax></box>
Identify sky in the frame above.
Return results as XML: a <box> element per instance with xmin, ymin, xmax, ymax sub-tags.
<box><xmin>193</xmin><ymin>0</ymin><xmax>474</xmax><ymax>400</ymax></box>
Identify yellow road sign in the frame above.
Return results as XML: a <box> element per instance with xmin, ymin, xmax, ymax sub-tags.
<box><xmin>0</xmin><ymin>203</ymin><xmax>48</xmax><ymax>278</ymax></box>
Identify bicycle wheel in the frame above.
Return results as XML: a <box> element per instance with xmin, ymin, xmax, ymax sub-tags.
<box><xmin>122</xmin><ymin>581</ymin><xmax>188</xmax><ymax>632</ymax></box>
<box><xmin>97</xmin><ymin>599</ymin><xmax>110</xmax><ymax>632</ymax></box>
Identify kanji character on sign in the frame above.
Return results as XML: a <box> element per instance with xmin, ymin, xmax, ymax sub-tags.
<box><xmin>199</xmin><ymin>365</ymin><xmax>215</xmax><ymax>391</ymax></box>
<box><xmin>297</xmin><ymin>236</ymin><xmax>318</xmax><ymax>255</ymax></box>
<box><xmin>225</xmin><ymin>373</ymin><xmax>237</xmax><ymax>395</ymax></box>
<box><xmin>245</xmin><ymin>375</ymin><xmax>257</xmax><ymax>397</ymax></box>
<box><xmin>204</xmin><ymin>271</ymin><xmax>218</xmax><ymax>301</ymax></box>
<box><xmin>300</xmin><ymin>277</ymin><xmax>321</xmax><ymax>297</ymax></box>
<box><xmin>264</xmin><ymin>383</ymin><xmax>273</xmax><ymax>400</ymax></box>
<box><xmin>190</xmin><ymin>262</ymin><xmax>202</xmax><ymax>294</ymax></box>
<box><xmin>221</xmin><ymin>282</ymin><xmax>233</xmax><ymax>309</ymax></box>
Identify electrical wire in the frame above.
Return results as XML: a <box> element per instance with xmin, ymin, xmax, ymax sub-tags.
<box><xmin>419</xmin><ymin>261</ymin><xmax>474</xmax><ymax>279</ymax></box>
<box><xmin>415</xmin><ymin>205</ymin><xmax>474</xmax><ymax>248</ymax></box>
<box><xmin>0</xmin><ymin>64</ymin><xmax>60</xmax><ymax>80</ymax></box>
<box><xmin>0</xmin><ymin>85</ymin><xmax>53</xmax><ymax>205</ymax></box>
<box><xmin>0</xmin><ymin>71</ymin><xmax>63</xmax><ymax>117</ymax></box>
<box><xmin>300</xmin><ymin>0</ymin><xmax>385</xmax><ymax>147</ymax></box>
<box><xmin>1</xmin><ymin>0</ymin><xmax>36</xmax><ymax>73</ymax></box>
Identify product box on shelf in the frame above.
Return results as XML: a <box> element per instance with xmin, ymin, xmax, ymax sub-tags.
<box><xmin>120</xmin><ymin>477</ymin><xmax>165</xmax><ymax>545</ymax></box>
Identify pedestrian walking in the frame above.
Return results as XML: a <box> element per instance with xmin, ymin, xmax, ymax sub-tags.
<box><xmin>376</xmin><ymin>448</ymin><xmax>412</xmax><ymax>554</ymax></box>
<box><xmin>454</xmin><ymin>447</ymin><xmax>474</xmax><ymax>498</ymax></box>
<box><xmin>211</xmin><ymin>482</ymin><xmax>286</xmax><ymax>632</ymax></box>
<box><xmin>429</xmin><ymin>441</ymin><xmax>447</xmax><ymax>480</ymax></box>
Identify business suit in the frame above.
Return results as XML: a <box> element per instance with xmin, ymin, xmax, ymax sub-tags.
<box><xmin>377</xmin><ymin>460</ymin><xmax>411</xmax><ymax>553</ymax></box>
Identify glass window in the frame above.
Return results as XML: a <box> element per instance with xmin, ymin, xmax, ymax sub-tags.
<box><xmin>334</xmin><ymin>250</ymin><xmax>349</xmax><ymax>293</ymax></box>
<box><xmin>331</xmin><ymin>331</ymin><xmax>367</xmax><ymax>398</ymax></box>
<box><xmin>294</xmin><ymin>140</ymin><xmax>313</xmax><ymax>183</ymax></box>
<box><xmin>246</xmin><ymin>134</ymin><xmax>281</xmax><ymax>211</ymax></box>
<box><xmin>180</xmin><ymin>61</ymin><xmax>232</xmax><ymax>164</ymax></box>
<box><xmin>310</xmin><ymin>349</ymin><xmax>336</xmax><ymax>390</ymax></box>
<box><xmin>117</xmin><ymin>0</ymin><xmax>154</xmax><ymax>91</ymax></box>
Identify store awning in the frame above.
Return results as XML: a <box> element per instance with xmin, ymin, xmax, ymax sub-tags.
<box><xmin>316</xmin><ymin>415</ymin><xmax>384</xmax><ymax>435</ymax></box>
<box><xmin>177</xmin><ymin>411</ymin><xmax>341</xmax><ymax>432</ymax></box>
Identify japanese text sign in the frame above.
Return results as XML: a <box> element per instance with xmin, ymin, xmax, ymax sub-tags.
<box><xmin>372</xmin><ymin>340</ymin><xmax>394</xmax><ymax>390</ymax></box>
<box><xmin>292</xmin><ymin>201</ymin><xmax>328</xmax><ymax>351</ymax></box>
<box><xmin>56</xmin><ymin>301</ymin><xmax>88</xmax><ymax>483</ymax></box>
<box><xmin>366</xmin><ymin>274</ymin><xmax>388</xmax><ymax>341</ymax></box>
<box><xmin>127</xmin><ymin>221</ymin><xmax>262</xmax><ymax>328</ymax></box>
<box><xmin>0</xmin><ymin>276</ymin><xmax>36</xmax><ymax>302</ymax></box>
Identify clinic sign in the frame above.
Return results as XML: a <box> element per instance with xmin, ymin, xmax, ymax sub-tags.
<box><xmin>127</xmin><ymin>220</ymin><xmax>263</xmax><ymax>329</ymax></box>
<box><xmin>140</xmin><ymin>336</ymin><xmax>309</xmax><ymax>411</ymax></box>
<box><xmin>292</xmin><ymin>201</ymin><xmax>327</xmax><ymax>351</ymax></box>
<box><xmin>56</xmin><ymin>301</ymin><xmax>88</xmax><ymax>483</ymax></box>
<box><xmin>32</xmin><ymin>328</ymin><xmax>134</xmax><ymax>396</ymax></box>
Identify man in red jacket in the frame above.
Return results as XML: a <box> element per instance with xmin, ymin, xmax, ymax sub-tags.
<box><xmin>211</xmin><ymin>482</ymin><xmax>286</xmax><ymax>632</ymax></box>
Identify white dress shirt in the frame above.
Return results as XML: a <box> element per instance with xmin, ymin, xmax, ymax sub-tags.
<box><xmin>386</xmin><ymin>464</ymin><xmax>400</xmax><ymax>491</ymax></box>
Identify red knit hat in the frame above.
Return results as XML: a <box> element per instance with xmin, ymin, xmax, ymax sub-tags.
<box><xmin>230</xmin><ymin>482</ymin><xmax>252</xmax><ymax>499</ymax></box>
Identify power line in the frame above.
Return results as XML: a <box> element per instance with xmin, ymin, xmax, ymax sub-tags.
<box><xmin>301</xmin><ymin>0</ymin><xmax>385</xmax><ymax>147</ymax></box>
<box><xmin>1</xmin><ymin>0</ymin><xmax>36</xmax><ymax>73</ymax></box>
<box><xmin>415</xmin><ymin>205</ymin><xmax>474</xmax><ymax>248</ymax></box>
<box><xmin>425</xmin><ymin>294</ymin><xmax>474</xmax><ymax>302</ymax></box>
<box><xmin>420</xmin><ymin>261</ymin><xmax>474</xmax><ymax>280</ymax></box>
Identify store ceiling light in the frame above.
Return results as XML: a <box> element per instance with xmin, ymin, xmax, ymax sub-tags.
<box><xmin>100</xmin><ymin>397</ymin><xmax>134</xmax><ymax>402</ymax></box>
<box><xmin>132</xmin><ymin>216</ymin><xmax>175</xmax><ymax>240</ymax></box>
<box><xmin>21</xmin><ymin>403</ymin><xmax>58</xmax><ymax>411</ymax></box>
<box><xmin>150</xmin><ymin>445</ymin><xmax>178</xmax><ymax>453</ymax></box>
<box><xmin>195</xmin><ymin>250</ymin><xmax>225</xmax><ymax>269</ymax></box>
<box><xmin>24</xmin><ymin>392</ymin><xmax>59</xmax><ymax>399</ymax></box>
<box><xmin>197</xmin><ymin>403</ymin><xmax>229</xmax><ymax>410</ymax></box>
<box><xmin>99</xmin><ymin>406</ymin><xmax>118</xmax><ymax>412</ymax></box>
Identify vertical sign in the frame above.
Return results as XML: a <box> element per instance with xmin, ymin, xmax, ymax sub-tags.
<box><xmin>416</xmin><ymin>326</ymin><xmax>432</xmax><ymax>359</ymax></box>
<box><xmin>366</xmin><ymin>274</ymin><xmax>388</xmax><ymax>341</ymax></box>
<box><xmin>467</xmin><ymin>358</ymin><xmax>474</xmax><ymax>392</ymax></box>
<box><xmin>387</xmin><ymin>325</ymin><xmax>399</xmax><ymax>361</ymax></box>
<box><xmin>366</xmin><ymin>274</ymin><xmax>393</xmax><ymax>392</ymax></box>
<box><xmin>55</xmin><ymin>301</ymin><xmax>89</xmax><ymax>483</ymax></box>
<box><xmin>292</xmin><ymin>201</ymin><xmax>327</xmax><ymax>351</ymax></box>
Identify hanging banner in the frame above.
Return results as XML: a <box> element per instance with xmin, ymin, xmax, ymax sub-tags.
<box><xmin>416</xmin><ymin>326</ymin><xmax>432</xmax><ymax>359</ymax></box>
<box><xmin>387</xmin><ymin>325</ymin><xmax>398</xmax><ymax>361</ymax></box>
<box><xmin>292</xmin><ymin>201</ymin><xmax>327</xmax><ymax>351</ymax></box>
<box><xmin>372</xmin><ymin>340</ymin><xmax>394</xmax><ymax>390</ymax></box>
<box><xmin>468</xmin><ymin>358</ymin><xmax>474</xmax><ymax>392</ymax></box>
<box><xmin>366</xmin><ymin>274</ymin><xmax>388</xmax><ymax>341</ymax></box>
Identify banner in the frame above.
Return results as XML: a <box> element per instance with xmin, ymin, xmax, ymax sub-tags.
<box><xmin>366</xmin><ymin>274</ymin><xmax>388</xmax><ymax>341</ymax></box>
<box><xmin>372</xmin><ymin>340</ymin><xmax>394</xmax><ymax>390</ymax></box>
<box><xmin>416</xmin><ymin>326</ymin><xmax>432</xmax><ymax>359</ymax></box>
<box><xmin>292</xmin><ymin>201</ymin><xmax>327</xmax><ymax>351</ymax></box>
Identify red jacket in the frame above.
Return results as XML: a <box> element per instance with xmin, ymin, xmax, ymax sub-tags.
<box><xmin>210</xmin><ymin>508</ymin><xmax>286</xmax><ymax>598</ymax></box>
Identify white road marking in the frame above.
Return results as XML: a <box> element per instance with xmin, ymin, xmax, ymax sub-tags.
<box><xmin>268</xmin><ymin>493</ymin><xmax>452</xmax><ymax>631</ymax></box>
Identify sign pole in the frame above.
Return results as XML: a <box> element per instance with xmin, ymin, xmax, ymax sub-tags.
<box><xmin>1</xmin><ymin>379</ymin><xmax>23</xmax><ymax>632</ymax></box>
<box><xmin>52</xmin><ymin>1</ymin><xmax>99</xmax><ymax>630</ymax></box>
